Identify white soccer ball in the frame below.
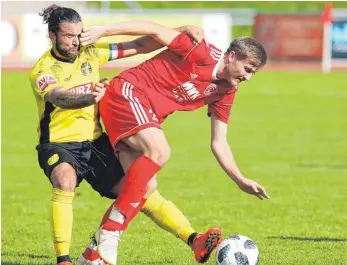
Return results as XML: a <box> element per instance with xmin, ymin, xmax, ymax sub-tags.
<box><xmin>216</xmin><ymin>235</ymin><xmax>259</xmax><ymax>265</ymax></box>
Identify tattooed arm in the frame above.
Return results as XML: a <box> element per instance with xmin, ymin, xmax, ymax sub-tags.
<box><xmin>44</xmin><ymin>78</ymin><xmax>108</xmax><ymax>109</ymax></box>
<box><xmin>45</xmin><ymin>87</ymin><xmax>95</xmax><ymax>109</ymax></box>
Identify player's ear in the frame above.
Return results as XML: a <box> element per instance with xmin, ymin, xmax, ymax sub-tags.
<box><xmin>49</xmin><ymin>32</ymin><xmax>56</xmax><ymax>44</ymax></box>
<box><xmin>228</xmin><ymin>51</ymin><xmax>236</xmax><ymax>63</ymax></box>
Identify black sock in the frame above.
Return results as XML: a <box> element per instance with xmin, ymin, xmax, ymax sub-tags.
<box><xmin>57</xmin><ymin>255</ymin><xmax>72</xmax><ymax>264</ymax></box>
<box><xmin>187</xmin><ymin>232</ymin><xmax>198</xmax><ymax>247</ymax></box>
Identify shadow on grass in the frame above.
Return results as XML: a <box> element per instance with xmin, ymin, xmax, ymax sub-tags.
<box><xmin>268</xmin><ymin>236</ymin><xmax>347</xmax><ymax>242</ymax></box>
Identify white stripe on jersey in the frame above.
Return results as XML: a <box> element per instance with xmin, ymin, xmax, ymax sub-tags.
<box><xmin>110</xmin><ymin>43</ymin><xmax>119</xmax><ymax>60</ymax></box>
<box><xmin>210</xmin><ymin>47</ymin><xmax>222</xmax><ymax>61</ymax></box>
<box><xmin>122</xmin><ymin>82</ymin><xmax>149</xmax><ymax>125</ymax></box>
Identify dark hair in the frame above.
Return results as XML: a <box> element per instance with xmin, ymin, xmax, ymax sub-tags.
<box><xmin>227</xmin><ymin>37</ymin><xmax>267</xmax><ymax>70</ymax></box>
<box><xmin>39</xmin><ymin>4</ymin><xmax>82</xmax><ymax>33</ymax></box>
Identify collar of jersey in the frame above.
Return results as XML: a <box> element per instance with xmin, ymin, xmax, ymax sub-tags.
<box><xmin>50</xmin><ymin>49</ymin><xmax>76</xmax><ymax>64</ymax></box>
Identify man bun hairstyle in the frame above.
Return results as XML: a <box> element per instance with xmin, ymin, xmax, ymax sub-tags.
<box><xmin>227</xmin><ymin>37</ymin><xmax>267</xmax><ymax>70</ymax></box>
<box><xmin>39</xmin><ymin>4</ymin><xmax>82</xmax><ymax>33</ymax></box>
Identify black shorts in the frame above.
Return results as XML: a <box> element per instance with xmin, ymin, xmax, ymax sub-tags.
<box><xmin>36</xmin><ymin>133</ymin><xmax>124</xmax><ymax>199</ymax></box>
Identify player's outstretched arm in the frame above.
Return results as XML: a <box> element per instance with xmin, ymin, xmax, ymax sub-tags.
<box><xmin>45</xmin><ymin>78</ymin><xmax>109</xmax><ymax>109</ymax></box>
<box><xmin>210</xmin><ymin>114</ymin><xmax>270</xmax><ymax>200</ymax></box>
<box><xmin>80</xmin><ymin>21</ymin><xmax>180</xmax><ymax>48</ymax></box>
<box><xmin>116</xmin><ymin>25</ymin><xmax>205</xmax><ymax>58</ymax></box>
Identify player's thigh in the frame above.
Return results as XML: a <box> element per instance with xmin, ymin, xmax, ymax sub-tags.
<box><xmin>123</xmin><ymin>127</ymin><xmax>171</xmax><ymax>166</ymax></box>
<box><xmin>36</xmin><ymin>142</ymin><xmax>88</xmax><ymax>191</ymax></box>
<box><xmin>84</xmin><ymin>133</ymin><xmax>125</xmax><ymax>199</ymax></box>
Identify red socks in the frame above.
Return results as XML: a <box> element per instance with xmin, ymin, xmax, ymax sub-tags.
<box><xmin>102</xmin><ymin>155</ymin><xmax>160</xmax><ymax>231</ymax></box>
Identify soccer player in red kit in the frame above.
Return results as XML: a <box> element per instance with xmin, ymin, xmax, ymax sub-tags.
<box><xmin>80</xmin><ymin>21</ymin><xmax>270</xmax><ymax>265</ymax></box>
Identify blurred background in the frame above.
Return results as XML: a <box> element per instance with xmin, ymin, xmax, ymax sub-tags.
<box><xmin>1</xmin><ymin>2</ymin><xmax>347</xmax><ymax>265</ymax></box>
<box><xmin>2</xmin><ymin>1</ymin><xmax>347</xmax><ymax>71</ymax></box>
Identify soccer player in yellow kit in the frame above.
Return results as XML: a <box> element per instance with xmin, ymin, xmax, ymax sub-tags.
<box><xmin>29</xmin><ymin>5</ymin><xmax>221</xmax><ymax>265</ymax></box>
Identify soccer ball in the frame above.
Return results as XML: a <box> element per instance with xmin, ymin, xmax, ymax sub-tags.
<box><xmin>216</xmin><ymin>235</ymin><xmax>259</xmax><ymax>265</ymax></box>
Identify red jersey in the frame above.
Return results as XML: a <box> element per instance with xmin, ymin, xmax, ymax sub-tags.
<box><xmin>119</xmin><ymin>32</ymin><xmax>237</xmax><ymax>124</ymax></box>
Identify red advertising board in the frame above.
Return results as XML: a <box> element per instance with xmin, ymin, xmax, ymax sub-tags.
<box><xmin>254</xmin><ymin>14</ymin><xmax>324</xmax><ymax>59</ymax></box>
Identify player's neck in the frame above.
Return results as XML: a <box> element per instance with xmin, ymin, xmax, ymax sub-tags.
<box><xmin>215</xmin><ymin>56</ymin><xmax>227</xmax><ymax>80</ymax></box>
<box><xmin>51</xmin><ymin>47</ymin><xmax>75</xmax><ymax>63</ymax></box>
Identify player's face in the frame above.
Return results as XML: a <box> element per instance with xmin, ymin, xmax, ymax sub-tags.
<box><xmin>224</xmin><ymin>52</ymin><xmax>256</xmax><ymax>87</ymax></box>
<box><xmin>55</xmin><ymin>22</ymin><xmax>82</xmax><ymax>61</ymax></box>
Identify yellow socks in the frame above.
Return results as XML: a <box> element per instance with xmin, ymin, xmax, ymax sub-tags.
<box><xmin>142</xmin><ymin>190</ymin><xmax>195</xmax><ymax>244</ymax></box>
<box><xmin>51</xmin><ymin>188</ymin><xmax>74</xmax><ymax>257</ymax></box>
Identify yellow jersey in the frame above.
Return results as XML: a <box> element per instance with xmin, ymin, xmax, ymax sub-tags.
<box><xmin>29</xmin><ymin>42</ymin><xmax>122</xmax><ymax>144</ymax></box>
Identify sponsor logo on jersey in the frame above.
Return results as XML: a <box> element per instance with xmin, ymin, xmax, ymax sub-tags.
<box><xmin>182</xmin><ymin>81</ymin><xmax>200</xmax><ymax>100</ymax></box>
<box><xmin>81</xmin><ymin>61</ymin><xmax>92</xmax><ymax>76</ymax></box>
<box><xmin>69</xmin><ymin>82</ymin><xmax>93</xmax><ymax>94</ymax></box>
<box><xmin>47</xmin><ymin>154</ymin><xmax>59</xmax><ymax>166</ymax></box>
<box><xmin>36</xmin><ymin>75</ymin><xmax>57</xmax><ymax>91</ymax></box>
<box><xmin>172</xmin><ymin>81</ymin><xmax>201</xmax><ymax>102</ymax></box>
<box><xmin>204</xmin><ymin>83</ymin><xmax>218</xmax><ymax>96</ymax></box>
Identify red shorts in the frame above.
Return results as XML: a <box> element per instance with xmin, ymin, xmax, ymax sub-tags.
<box><xmin>100</xmin><ymin>78</ymin><xmax>161</xmax><ymax>149</ymax></box>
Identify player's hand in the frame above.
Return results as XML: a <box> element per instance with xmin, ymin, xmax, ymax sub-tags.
<box><xmin>181</xmin><ymin>25</ymin><xmax>207</xmax><ymax>44</ymax></box>
<box><xmin>92</xmin><ymin>77</ymin><xmax>109</xmax><ymax>103</ymax></box>
<box><xmin>237</xmin><ymin>178</ymin><xmax>270</xmax><ymax>200</ymax></box>
<box><xmin>80</xmin><ymin>26</ymin><xmax>106</xmax><ymax>46</ymax></box>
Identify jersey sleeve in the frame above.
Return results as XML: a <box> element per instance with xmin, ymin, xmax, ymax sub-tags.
<box><xmin>93</xmin><ymin>42</ymin><xmax>125</xmax><ymax>65</ymax></box>
<box><xmin>207</xmin><ymin>87</ymin><xmax>238</xmax><ymax>124</ymax></box>
<box><xmin>168</xmin><ymin>32</ymin><xmax>209</xmax><ymax>62</ymax></box>
<box><xmin>29</xmin><ymin>68</ymin><xmax>61</xmax><ymax>99</ymax></box>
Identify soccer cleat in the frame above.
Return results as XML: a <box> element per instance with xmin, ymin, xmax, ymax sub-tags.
<box><xmin>77</xmin><ymin>237</ymin><xmax>106</xmax><ymax>265</ymax></box>
<box><xmin>57</xmin><ymin>262</ymin><xmax>72</xmax><ymax>265</ymax></box>
<box><xmin>192</xmin><ymin>227</ymin><xmax>222</xmax><ymax>263</ymax></box>
<box><xmin>95</xmin><ymin>228</ymin><xmax>121</xmax><ymax>265</ymax></box>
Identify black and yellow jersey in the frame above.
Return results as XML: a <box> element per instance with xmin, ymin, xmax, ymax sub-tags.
<box><xmin>29</xmin><ymin>43</ymin><xmax>122</xmax><ymax>144</ymax></box>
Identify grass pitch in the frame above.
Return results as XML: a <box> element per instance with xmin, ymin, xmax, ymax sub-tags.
<box><xmin>2</xmin><ymin>70</ymin><xmax>346</xmax><ymax>265</ymax></box>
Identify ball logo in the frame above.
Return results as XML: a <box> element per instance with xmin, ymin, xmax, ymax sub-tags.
<box><xmin>204</xmin><ymin>83</ymin><xmax>218</xmax><ymax>96</ymax></box>
<box><xmin>36</xmin><ymin>75</ymin><xmax>57</xmax><ymax>91</ymax></box>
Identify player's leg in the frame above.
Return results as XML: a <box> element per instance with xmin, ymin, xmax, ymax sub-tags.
<box><xmin>95</xmin><ymin>78</ymin><xmax>169</xmax><ymax>264</ymax></box>
<box><xmin>96</xmin><ymin>128</ymin><xmax>169</xmax><ymax>265</ymax></box>
<box><xmin>37</xmin><ymin>143</ymin><xmax>86</xmax><ymax>265</ymax></box>
<box><xmin>143</xmin><ymin>190</ymin><xmax>222</xmax><ymax>263</ymax></box>
<box><xmin>101</xmin><ymin>127</ymin><xmax>170</xmax><ymax>230</ymax></box>
<box><xmin>50</xmin><ymin>163</ymin><xmax>76</xmax><ymax>265</ymax></box>
<box><xmin>78</xmin><ymin>142</ymin><xmax>220</xmax><ymax>264</ymax></box>
<box><xmin>114</xmin><ymin>133</ymin><xmax>222</xmax><ymax>263</ymax></box>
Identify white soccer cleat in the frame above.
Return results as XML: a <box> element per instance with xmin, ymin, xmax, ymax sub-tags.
<box><xmin>95</xmin><ymin>228</ymin><xmax>121</xmax><ymax>265</ymax></box>
<box><xmin>76</xmin><ymin>237</ymin><xmax>106</xmax><ymax>265</ymax></box>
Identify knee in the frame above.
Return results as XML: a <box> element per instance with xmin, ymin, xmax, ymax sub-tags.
<box><xmin>51</xmin><ymin>163</ymin><xmax>77</xmax><ymax>192</ymax></box>
<box><xmin>145</xmin><ymin>177</ymin><xmax>158</xmax><ymax>198</ymax></box>
<box><xmin>146</xmin><ymin>145</ymin><xmax>171</xmax><ymax>167</ymax></box>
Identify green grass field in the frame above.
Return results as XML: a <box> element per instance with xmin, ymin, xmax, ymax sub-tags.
<box><xmin>2</xmin><ymin>70</ymin><xmax>347</xmax><ymax>265</ymax></box>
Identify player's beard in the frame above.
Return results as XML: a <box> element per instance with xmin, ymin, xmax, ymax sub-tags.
<box><xmin>56</xmin><ymin>35</ymin><xmax>80</xmax><ymax>61</ymax></box>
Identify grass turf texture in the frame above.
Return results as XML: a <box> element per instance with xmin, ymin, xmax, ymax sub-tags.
<box><xmin>2</xmin><ymin>71</ymin><xmax>346</xmax><ymax>264</ymax></box>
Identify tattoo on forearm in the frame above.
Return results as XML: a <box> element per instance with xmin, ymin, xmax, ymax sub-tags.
<box><xmin>48</xmin><ymin>88</ymin><xmax>95</xmax><ymax>109</ymax></box>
